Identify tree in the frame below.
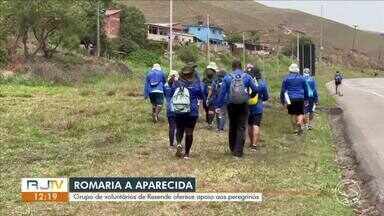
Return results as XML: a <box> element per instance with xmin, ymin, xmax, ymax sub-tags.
<box><xmin>1</xmin><ymin>0</ymin><xmax>88</xmax><ymax>59</ymax></box>
<box><xmin>119</xmin><ymin>5</ymin><xmax>147</xmax><ymax>55</ymax></box>
<box><xmin>225</xmin><ymin>31</ymin><xmax>260</xmax><ymax>44</ymax></box>
<box><xmin>282</xmin><ymin>35</ymin><xmax>312</xmax><ymax>58</ymax></box>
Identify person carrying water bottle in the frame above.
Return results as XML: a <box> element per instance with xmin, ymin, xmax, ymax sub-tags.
<box><xmin>303</xmin><ymin>68</ymin><xmax>318</xmax><ymax>130</ymax></box>
<box><xmin>215</xmin><ymin>60</ymin><xmax>259</xmax><ymax>158</ymax></box>
<box><xmin>164</xmin><ymin>70</ymin><xmax>179</xmax><ymax>148</ymax></box>
<box><xmin>171</xmin><ymin>65</ymin><xmax>203</xmax><ymax>159</ymax></box>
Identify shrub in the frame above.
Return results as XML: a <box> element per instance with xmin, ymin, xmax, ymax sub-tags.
<box><xmin>176</xmin><ymin>44</ymin><xmax>199</xmax><ymax>64</ymax></box>
<box><xmin>127</xmin><ymin>49</ymin><xmax>161</xmax><ymax>67</ymax></box>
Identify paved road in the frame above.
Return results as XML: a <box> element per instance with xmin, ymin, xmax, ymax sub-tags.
<box><xmin>330</xmin><ymin>78</ymin><xmax>384</xmax><ymax>202</ymax></box>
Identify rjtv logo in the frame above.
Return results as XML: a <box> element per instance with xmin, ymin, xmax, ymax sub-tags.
<box><xmin>21</xmin><ymin>178</ymin><xmax>69</xmax><ymax>202</ymax></box>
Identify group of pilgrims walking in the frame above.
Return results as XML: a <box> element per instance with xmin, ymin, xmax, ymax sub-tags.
<box><xmin>144</xmin><ymin>60</ymin><xmax>319</xmax><ymax>159</ymax></box>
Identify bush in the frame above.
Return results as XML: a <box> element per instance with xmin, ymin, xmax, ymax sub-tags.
<box><xmin>127</xmin><ymin>49</ymin><xmax>161</xmax><ymax>67</ymax></box>
<box><xmin>176</xmin><ymin>44</ymin><xmax>200</xmax><ymax>64</ymax></box>
<box><xmin>119</xmin><ymin>6</ymin><xmax>147</xmax><ymax>55</ymax></box>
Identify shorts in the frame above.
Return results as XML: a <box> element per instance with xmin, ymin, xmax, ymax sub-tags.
<box><xmin>149</xmin><ymin>92</ymin><xmax>164</xmax><ymax>106</ymax></box>
<box><xmin>248</xmin><ymin>113</ymin><xmax>263</xmax><ymax>126</ymax></box>
<box><xmin>304</xmin><ymin>100</ymin><xmax>315</xmax><ymax>114</ymax></box>
<box><xmin>287</xmin><ymin>100</ymin><xmax>304</xmax><ymax>115</ymax></box>
<box><xmin>335</xmin><ymin>80</ymin><xmax>341</xmax><ymax>86</ymax></box>
<box><xmin>175</xmin><ymin>114</ymin><xmax>198</xmax><ymax>129</ymax></box>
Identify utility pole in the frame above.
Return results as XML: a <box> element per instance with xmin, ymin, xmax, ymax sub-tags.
<box><xmin>352</xmin><ymin>24</ymin><xmax>358</xmax><ymax>50</ymax></box>
<box><xmin>96</xmin><ymin>1</ymin><xmax>101</xmax><ymax>57</ymax></box>
<box><xmin>296</xmin><ymin>33</ymin><xmax>300</xmax><ymax>63</ymax></box>
<box><xmin>169</xmin><ymin>0</ymin><xmax>173</xmax><ymax>73</ymax></box>
<box><xmin>242</xmin><ymin>32</ymin><xmax>246</xmax><ymax>67</ymax></box>
<box><xmin>207</xmin><ymin>14</ymin><xmax>210</xmax><ymax>63</ymax></box>
<box><xmin>320</xmin><ymin>4</ymin><xmax>324</xmax><ymax>64</ymax></box>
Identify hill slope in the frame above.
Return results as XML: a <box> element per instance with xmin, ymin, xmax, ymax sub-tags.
<box><xmin>122</xmin><ymin>0</ymin><xmax>384</xmax><ymax>68</ymax></box>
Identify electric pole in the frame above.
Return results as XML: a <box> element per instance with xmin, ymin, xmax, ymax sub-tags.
<box><xmin>320</xmin><ymin>4</ymin><xmax>324</xmax><ymax>64</ymax></box>
<box><xmin>296</xmin><ymin>33</ymin><xmax>300</xmax><ymax>63</ymax></box>
<box><xmin>169</xmin><ymin>0</ymin><xmax>173</xmax><ymax>73</ymax></box>
<box><xmin>352</xmin><ymin>24</ymin><xmax>358</xmax><ymax>50</ymax></box>
<box><xmin>207</xmin><ymin>14</ymin><xmax>210</xmax><ymax>63</ymax></box>
<box><xmin>242</xmin><ymin>32</ymin><xmax>246</xmax><ymax>67</ymax></box>
<box><xmin>96</xmin><ymin>1</ymin><xmax>101</xmax><ymax>57</ymax></box>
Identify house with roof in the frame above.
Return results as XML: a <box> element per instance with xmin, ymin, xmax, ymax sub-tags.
<box><xmin>185</xmin><ymin>24</ymin><xmax>224</xmax><ymax>45</ymax></box>
<box><xmin>104</xmin><ymin>9</ymin><xmax>121</xmax><ymax>39</ymax></box>
<box><xmin>147</xmin><ymin>23</ymin><xmax>196</xmax><ymax>45</ymax></box>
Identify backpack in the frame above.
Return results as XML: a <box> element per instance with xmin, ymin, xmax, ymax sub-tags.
<box><xmin>229</xmin><ymin>73</ymin><xmax>249</xmax><ymax>104</ymax></box>
<box><xmin>335</xmin><ymin>74</ymin><xmax>342</xmax><ymax>83</ymax></box>
<box><xmin>172</xmin><ymin>86</ymin><xmax>191</xmax><ymax>114</ymax></box>
<box><xmin>248</xmin><ymin>78</ymin><xmax>259</xmax><ymax>105</ymax></box>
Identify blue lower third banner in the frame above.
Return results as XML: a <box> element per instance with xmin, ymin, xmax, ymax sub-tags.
<box><xmin>69</xmin><ymin>177</ymin><xmax>196</xmax><ymax>193</ymax></box>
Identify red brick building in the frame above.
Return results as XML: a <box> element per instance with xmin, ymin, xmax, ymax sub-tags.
<box><xmin>104</xmin><ymin>10</ymin><xmax>121</xmax><ymax>39</ymax></box>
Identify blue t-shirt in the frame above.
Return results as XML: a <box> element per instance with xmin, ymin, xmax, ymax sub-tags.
<box><xmin>249</xmin><ymin>79</ymin><xmax>269</xmax><ymax>114</ymax></box>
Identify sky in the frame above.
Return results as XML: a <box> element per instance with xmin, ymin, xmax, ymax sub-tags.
<box><xmin>257</xmin><ymin>1</ymin><xmax>384</xmax><ymax>33</ymax></box>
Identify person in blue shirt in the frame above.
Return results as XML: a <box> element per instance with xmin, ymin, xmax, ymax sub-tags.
<box><xmin>202</xmin><ymin>62</ymin><xmax>218</xmax><ymax>128</ymax></box>
<box><xmin>215</xmin><ymin>60</ymin><xmax>259</xmax><ymax>158</ymax></box>
<box><xmin>303</xmin><ymin>68</ymin><xmax>318</xmax><ymax>130</ymax></box>
<box><xmin>164</xmin><ymin>70</ymin><xmax>179</xmax><ymax>147</ymax></box>
<box><xmin>280</xmin><ymin>63</ymin><xmax>308</xmax><ymax>135</ymax></box>
<box><xmin>211</xmin><ymin>70</ymin><xmax>227</xmax><ymax>132</ymax></box>
<box><xmin>144</xmin><ymin>63</ymin><xmax>166</xmax><ymax>123</ymax></box>
<box><xmin>334</xmin><ymin>71</ymin><xmax>343</xmax><ymax>96</ymax></box>
<box><xmin>171</xmin><ymin>65</ymin><xmax>204</xmax><ymax>159</ymax></box>
<box><xmin>246</xmin><ymin>66</ymin><xmax>269</xmax><ymax>150</ymax></box>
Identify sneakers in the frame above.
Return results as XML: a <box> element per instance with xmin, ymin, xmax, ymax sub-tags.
<box><xmin>250</xmin><ymin>144</ymin><xmax>258</xmax><ymax>151</ymax></box>
<box><xmin>183</xmin><ymin>154</ymin><xmax>190</xmax><ymax>160</ymax></box>
<box><xmin>308</xmin><ymin>125</ymin><xmax>313</xmax><ymax>130</ymax></box>
<box><xmin>175</xmin><ymin>144</ymin><xmax>183</xmax><ymax>158</ymax></box>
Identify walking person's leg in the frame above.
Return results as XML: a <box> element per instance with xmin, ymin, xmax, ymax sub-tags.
<box><xmin>207</xmin><ymin>107</ymin><xmax>215</xmax><ymax>127</ymax></box>
<box><xmin>227</xmin><ymin>104</ymin><xmax>237</xmax><ymax>153</ymax></box>
<box><xmin>168</xmin><ymin>116</ymin><xmax>176</xmax><ymax>147</ymax></box>
<box><xmin>233</xmin><ymin>103</ymin><xmax>248</xmax><ymax>157</ymax></box>
<box><xmin>175</xmin><ymin>115</ymin><xmax>186</xmax><ymax>157</ymax></box>
<box><xmin>155</xmin><ymin>93</ymin><xmax>164</xmax><ymax>121</ymax></box>
<box><xmin>183</xmin><ymin>117</ymin><xmax>197</xmax><ymax>159</ymax></box>
<box><xmin>249</xmin><ymin>113</ymin><xmax>262</xmax><ymax>149</ymax></box>
<box><xmin>217</xmin><ymin>106</ymin><xmax>227</xmax><ymax>131</ymax></box>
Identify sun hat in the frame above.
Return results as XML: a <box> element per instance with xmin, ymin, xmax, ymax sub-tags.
<box><xmin>289</xmin><ymin>63</ymin><xmax>300</xmax><ymax>73</ymax></box>
<box><xmin>206</xmin><ymin>62</ymin><xmax>218</xmax><ymax>72</ymax></box>
<box><xmin>181</xmin><ymin>65</ymin><xmax>194</xmax><ymax>75</ymax></box>
<box><xmin>152</xmin><ymin>63</ymin><xmax>161</xmax><ymax>71</ymax></box>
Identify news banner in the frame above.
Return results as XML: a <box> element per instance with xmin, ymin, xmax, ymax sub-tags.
<box><xmin>21</xmin><ymin>177</ymin><xmax>262</xmax><ymax>202</ymax></box>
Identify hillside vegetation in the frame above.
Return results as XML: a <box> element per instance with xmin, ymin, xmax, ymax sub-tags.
<box><xmin>123</xmin><ymin>0</ymin><xmax>384</xmax><ymax>69</ymax></box>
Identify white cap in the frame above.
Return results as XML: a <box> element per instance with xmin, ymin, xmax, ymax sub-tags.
<box><xmin>289</xmin><ymin>63</ymin><xmax>300</xmax><ymax>73</ymax></box>
<box><xmin>152</xmin><ymin>63</ymin><xmax>161</xmax><ymax>71</ymax></box>
<box><xmin>206</xmin><ymin>62</ymin><xmax>218</xmax><ymax>71</ymax></box>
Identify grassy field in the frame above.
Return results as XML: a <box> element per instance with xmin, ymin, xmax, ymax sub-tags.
<box><xmin>0</xmin><ymin>54</ymin><xmax>377</xmax><ymax>215</ymax></box>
